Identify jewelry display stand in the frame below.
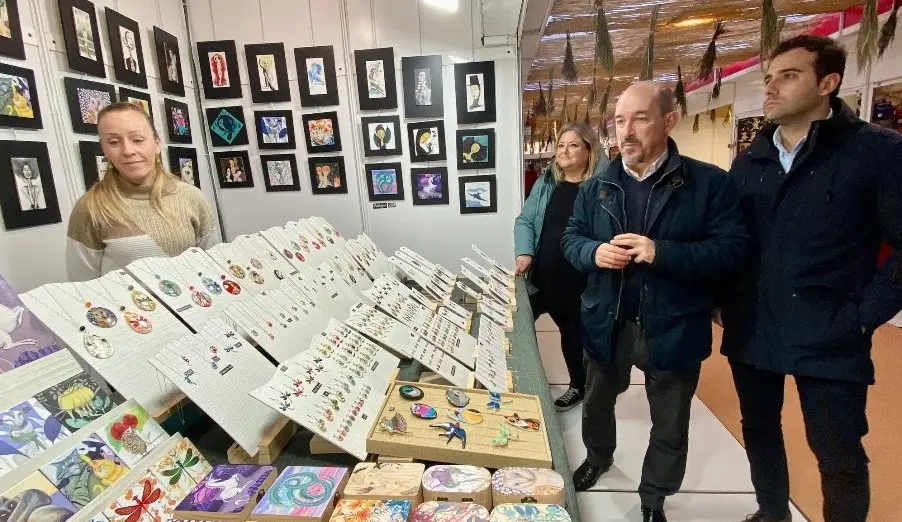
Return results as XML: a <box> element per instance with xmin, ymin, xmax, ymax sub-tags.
<box><xmin>205</xmin><ymin>235</ymin><xmax>298</xmax><ymax>295</ymax></box>
<box><xmin>346</xmin><ymin>234</ymin><xmax>396</xmax><ymax>280</ymax></box>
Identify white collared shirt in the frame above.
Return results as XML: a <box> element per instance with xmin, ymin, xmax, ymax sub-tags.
<box><xmin>773</xmin><ymin>109</ymin><xmax>834</xmax><ymax>172</ymax></box>
<box><xmin>622</xmin><ymin>149</ymin><xmax>669</xmax><ymax>182</ymax></box>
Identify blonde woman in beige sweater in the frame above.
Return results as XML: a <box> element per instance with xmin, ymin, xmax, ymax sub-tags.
<box><xmin>66</xmin><ymin>103</ymin><xmax>216</xmax><ymax>281</ymax></box>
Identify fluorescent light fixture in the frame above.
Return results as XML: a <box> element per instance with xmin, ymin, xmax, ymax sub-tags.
<box><xmin>423</xmin><ymin>0</ymin><xmax>459</xmax><ymax>12</ymax></box>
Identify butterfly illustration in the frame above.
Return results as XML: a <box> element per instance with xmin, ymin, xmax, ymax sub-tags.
<box><xmin>491</xmin><ymin>424</ymin><xmax>515</xmax><ymax>446</ymax></box>
<box><xmin>114</xmin><ymin>479</ymin><xmax>162</xmax><ymax>522</ymax></box>
<box><xmin>487</xmin><ymin>392</ymin><xmax>502</xmax><ymax>410</ymax></box>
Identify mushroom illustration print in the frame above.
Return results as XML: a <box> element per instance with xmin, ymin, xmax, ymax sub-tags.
<box><xmin>109</xmin><ymin>413</ymin><xmax>148</xmax><ymax>455</ymax></box>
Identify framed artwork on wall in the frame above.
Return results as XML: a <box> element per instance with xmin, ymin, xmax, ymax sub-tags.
<box><xmin>78</xmin><ymin>140</ymin><xmax>106</xmax><ymax>189</ymax></box>
<box><xmin>294</xmin><ymin>45</ymin><xmax>339</xmax><ymax>106</ymax></box>
<box><xmin>261</xmin><ymin>154</ymin><xmax>300</xmax><ymax>192</ymax></box>
<box><xmin>213</xmin><ymin>150</ymin><xmax>253</xmax><ymax>189</ymax></box>
<box><xmin>353</xmin><ymin>47</ymin><xmax>397</xmax><ymax>111</ymax></box>
<box><xmin>153</xmin><ymin>27</ymin><xmax>184</xmax><ymax>97</ymax></box>
<box><xmin>454</xmin><ymin>61</ymin><xmax>496</xmax><ymax>124</ymax></box>
<box><xmin>63</xmin><ymin>77</ymin><xmax>114</xmax><ymax>134</ymax></box>
<box><xmin>407</xmin><ymin>120</ymin><xmax>445</xmax><ymax>162</ymax></box>
<box><xmin>458</xmin><ymin>174</ymin><xmax>497</xmax><ymax>214</ymax></box>
<box><xmin>308</xmin><ymin>156</ymin><xmax>347</xmax><ymax>195</ymax></box>
<box><xmin>167</xmin><ymin>146</ymin><xmax>200</xmax><ymax>189</ymax></box>
<box><xmin>58</xmin><ymin>0</ymin><xmax>105</xmax><ymax>77</ymax></box>
<box><xmin>365</xmin><ymin>162</ymin><xmax>404</xmax><ymax>202</ymax></box>
<box><xmin>401</xmin><ymin>55</ymin><xmax>443</xmax><ymax>118</ymax></box>
<box><xmin>205</xmin><ymin>105</ymin><xmax>248</xmax><ymax>147</ymax></box>
<box><xmin>117</xmin><ymin>87</ymin><xmax>152</xmax><ymax>123</ymax></box>
<box><xmin>245</xmin><ymin>43</ymin><xmax>291</xmax><ymax>103</ymax></box>
<box><xmin>104</xmin><ymin>8</ymin><xmax>146</xmax><ymax>88</ymax></box>
<box><xmin>360</xmin><ymin>115</ymin><xmax>402</xmax><ymax>157</ymax></box>
<box><xmin>0</xmin><ymin>0</ymin><xmax>26</xmax><ymax>59</ymax></box>
<box><xmin>0</xmin><ymin>141</ymin><xmax>62</xmax><ymax>230</ymax></box>
<box><xmin>456</xmin><ymin>128</ymin><xmax>495</xmax><ymax>170</ymax></box>
<box><xmin>253</xmin><ymin>109</ymin><xmax>295</xmax><ymax>150</ymax></box>
<box><xmin>301</xmin><ymin>111</ymin><xmax>341</xmax><ymax>153</ymax></box>
<box><xmin>0</xmin><ymin>62</ymin><xmax>43</xmax><ymax>129</ymax></box>
<box><xmin>164</xmin><ymin>98</ymin><xmax>192</xmax><ymax>144</ymax></box>
<box><xmin>411</xmin><ymin>167</ymin><xmax>449</xmax><ymax>206</ymax></box>
<box><xmin>196</xmin><ymin>40</ymin><xmax>242</xmax><ymax>99</ymax></box>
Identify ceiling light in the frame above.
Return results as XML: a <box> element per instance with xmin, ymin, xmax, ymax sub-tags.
<box><xmin>672</xmin><ymin>17</ymin><xmax>715</xmax><ymax>28</ymax></box>
<box><xmin>423</xmin><ymin>0</ymin><xmax>459</xmax><ymax>12</ymax></box>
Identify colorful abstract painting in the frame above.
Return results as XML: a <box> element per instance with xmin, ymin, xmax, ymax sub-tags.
<box><xmin>252</xmin><ymin>466</ymin><xmax>347</xmax><ymax>518</ymax></box>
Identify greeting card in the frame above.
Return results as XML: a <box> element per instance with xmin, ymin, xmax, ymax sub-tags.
<box><xmin>96</xmin><ymin>404</ymin><xmax>166</xmax><ymax>466</ymax></box>
<box><xmin>0</xmin><ymin>399</ymin><xmax>70</xmax><ymax>468</ymax></box>
<box><xmin>41</xmin><ymin>433</ymin><xmax>130</xmax><ymax>508</ymax></box>
<box><xmin>251</xmin><ymin>466</ymin><xmax>349</xmax><ymax>521</ymax></box>
<box><xmin>0</xmin><ymin>274</ymin><xmax>61</xmax><ymax>373</ymax></box>
<box><xmin>149</xmin><ymin>438</ymin><xmax>211</xmax><ymax>501</ymax></box>
<box><xmin>174</xmin><ymin>464</ymin><xmax>275</xmax><ymax>518</ymax></box>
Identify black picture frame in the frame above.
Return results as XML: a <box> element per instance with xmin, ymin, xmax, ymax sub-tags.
<box><xmin>167</xmin><ymin>146</ymin><xmax>200</xmax><ymax>189</ymax></box>
<box><xmin>58</xmin><ymin>0</ymin><xmax>105</xmax><ymax>77</ymax></box>
<box><xmin>308</xmin><ymin>156</ymin><xmax>347</xmax><ymax>195</ymax></box>
<box><xmin>164</xmin><ymin>98</ymin><xmax>191</xmax><ymax>144</ymax></box>
<box><xmin>245</xmin><ymin>43</ymin><xmax>291</xmax><ymax>103</ymax></box>
<box><xmin>153</xmin><ymin>27</ymin><xmax>184</xmax><ymax>97</ymax></box>
<box><xmin>78</xmin><ymin>140</ymin><xmax>106</xmax><ymax>190</ymax></box>
<box><xmin>365</xmin><ymin>162</ymin><xmax>404</xmax><ymax>202</ymax></box>
<box><xmin>360</xmin><ymin>114</ymin><xmax>402</xmax><ymax>157</ymax></box>
<box><xmin>196</xmin><ymin>40</ymin><xmax>242</xmax><ymax>99</ymax></box>
<box><xmin>401</xmin><ymin>55</ymin><xmax>443</xmax><ymax>118</ymax></box>
<box><xmin>294</xmin><ymin>45</ymin><xmax>339</xmax><ymax>107</ymax></box>
<box><xmin>104</xmin><ymin>8</ymin><xmax>146</xmax><ymax>88</ymax></box>
<box><xmin>0</xmin><ymin>62</ymin><xmax>43</xmax><ymax>129</ymax></box>
<box><xmin>301</xmin><ymin>111</ymin><xmax>341</xmax><ymax>154</ymax></box>
<box><xmin>353</xmin><ymin>47</ymin><xmax>397</xmax><ymax>111</ymax></box>
<box><xmin>456</xmin><ymin>128</ymin><xmax>496</xmax><ymax>170</ymax></box>
<box><xmin>407</xmin><ymin>120</ymin><xmax>446</xmax><ymax>163</ymax></box>
<box><xmin>454</xmin><ymin>61</ymin><xmax>496</xmax><ymax>124</ymax></box>
<box><xmin>63</xmin><ymin>77</ymin><xmax>115</xmax><ymax>134</ymax></box>
<box><xmin>458</xmin><ymin>174</ymin><xmax>497</xmax><ymax>214</ymax></box>
<box><xmin>205</xmin><ymin>105</ymin><xmax>248</xmax><ymax>147</ymax></box>
<box><xmin>254</xmin><ymin>109</ymin><xmax>295</xmax><ymax>150</ymax></box>
<box><xmin>213</xmin><ymin>150</ymin><xmax>253</xmax><ymax>189</ymax></box>
<box><xmin>0</xmin><ymin>141</ymin><xmax>61</xmax><ymax>230</ymax></box>
<box><xmin>411</xmin><ymin>167</ymin><xmax>449</xmax><ymax>206</ymax></box>
<box><xmin>260</xmin><ymin>154</ymin><xmax>300</xmax><ymax>192</ymax></box>
<box><xmin>117</xmin><ymin>86</ymin><xmax>153</xmax><ymax>123</ymax></box>
<box><xmin>0</xmin><ymin>0</ymin><xmax>26</xmax><ymax>59</ymax></box>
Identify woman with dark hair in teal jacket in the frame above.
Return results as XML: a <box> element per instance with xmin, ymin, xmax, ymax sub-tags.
<box><xmin>514</xmin><ymin>123</ymin><xmax>610</xmax><ymax>411</ymax></box>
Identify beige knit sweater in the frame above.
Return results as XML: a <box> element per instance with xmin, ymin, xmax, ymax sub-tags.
<box><xmin>66</xmin><ymin>177</ymin><xmax>217</xmax><ymax>281</ymax></box>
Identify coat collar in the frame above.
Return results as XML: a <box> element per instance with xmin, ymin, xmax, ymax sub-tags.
<box><xmin>746</xmin><ymin>98</ymin><xmax>863</xmax><ymax>160</ymax></box>
<box><xmin>599</xmin><ymin>137</ymin><xmax>683</xmax><ymax>185</ymax></box>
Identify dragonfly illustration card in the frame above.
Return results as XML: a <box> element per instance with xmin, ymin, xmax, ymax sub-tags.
<box><xmin>0</xmin><ymin>273</ymin><xmax>61</xmax><ymax>374</ymax></box>
<box><xmin>105</xmin><ymin>472</ymin><xmax>178</xmax><ymax>522</ymax></box>
<box><xmin>149</xmin><ymin>438</ymin><xmax>212</xmax><ymax>501</ymax></box>
<box><xmin>0</xmin><ymin>470</ymin><xmax>78</xmax><ymax>520</ymax></box>
<box><xmin>174</xmin><ymin>464</ymin><xmax>276</xmax><ymax>519</ymax></box>
<box><xmin>0</xmin><ymin>398</ymin><xmax>70</xmax><ymax>468</ymax></box>
<box><xmin>251</xmin><ymin>466</ymin><xmax>349</xmax><ymax>521</ymax></box>
<box><xmin>33</xmin><ymin>371</ymin><xmax>119</xmax><ymax>431</ymax></box>
<box><xmin>40</xmin><ymin>433</ymin><xmax>130</xmax><ymax>508</ymax></box>
<box><xmin>95</xmin><ymin>404</ymin><xmax>166</xmax><ymax>467</ymax></box>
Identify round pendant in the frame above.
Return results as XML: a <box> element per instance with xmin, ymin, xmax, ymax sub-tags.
<box><xmin>86</xmin><ymin>307</ymin><xmax>117</xmax><ymax>328</ymax></box>
<box><xmin>460</xmin><ymin>408</ymin><xmax>484</xmax><ymax>425</ymax></box>
<box><xmin>399</xmin><ymin>385</ymin><xmax>424</xmax><ymax>401</ymax></box>
<box><xmin>192</xmin><ymin>290</ymin><xmax>213</xmax><ymax>307</ymax></box>
<box><xmin>274</xmin><ymin>270</ymin><xmax>284</xmax><ymax>280</ymax></box>
<box><xmin>223</xmin><ymin>280</ymin><xmax>242</xmax><ymax>295</ymax></box>
<box><xmin>229</xmin><ymin>264</ymin><xmax>246</xmax><ymax>279</ymax></box>
<box><xmin>202</xmin><ymin>277</ymin><xmax>223</xmax><ymax>295</ymax></box>
<box><xmin>410</xmin><ymin>403</ymin><xmax>437</xmax><ymax>419</ymax></box>
<box><xmin>250</xmin><ymin>258</ymin><xmax>263</xmax><ymax>270</ymax></box>
<box><xmin>446</xmin><ymin>389</ymin><xmax>470</xmax><ymax>408</ymax></box>
<box><xmin>295</xmin><ymin>252</ymin><xmax>305</xmax><ymax>262</ymax></box>
<box><xmin>124</xmin><ymin>311</ymin><xmax>152</xmax><ymax>334</ymax></box>
<box><xmin>250</xmin><ymin>271</ymin><xmax>265</xmax><ymax>285</ymax></box>
<box><xmin>283</xmin><ymin>249</ymin><xmax>293</xmax><ymax>259</ymax></box>
<box><xmin>131</xmin><ymin>290</ymin><xmax>156</xmax><ymax>312</ymax></box>
<box><xmin>291</xmin><ymin>241</ymin><xmax>301</xmax><ymax>251</ymax></box>
<box><xmin>158</xmin><ymin>279</ymin><xmax>182</xmax><ymax>297</ymax></box>
<box><xmin>84</xmin><ymin>333</ymin><xmax>114</xmax><ymax>359</ymax></box>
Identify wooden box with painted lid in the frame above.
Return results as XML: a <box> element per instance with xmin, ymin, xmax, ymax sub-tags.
<box><xmin>488</xmin><ymin>504</ymin><xmax>571</xmax><ymax>522</ymax></box>
<box><xmin>412</xmin><ymin>501</ymin><xmax>490</xmax><ymax>522</ymax></box>
<box><xmin>249</xmin><ymin>466</ymin><xmax>350</xmax><ymax>522</ymax></box>
<box><xmin>173</xmin><ymin>464</ymin><xmax>277</xmax><ymax>521</ymax></box>
<box><xmin>421</xmin><ymin>465</ymin><xmax>492</xmax><ymax>509</ymax></box>
<box><xmin>490</xmin><ymin>468</ymin><xmax>565</xmax><ymax>506</ymax></box>
<box><xmin>342</xmin><ymin>462</ymin><xmax>425</xmax><ymax>507</ymax></box>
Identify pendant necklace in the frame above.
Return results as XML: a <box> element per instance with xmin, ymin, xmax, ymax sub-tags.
<box><xmin>167</xmin><ymin>257</ymin><xmax>215</xmax><ymax>307</ymax></box>
<box><xmin>92</xmin><ymin>277</ymin><xmax>153</xmax><ymax>335</ymax></box>
<box><xmin>56</xmin><ymin>282</ymin><xmax>120</xmax><ymax>330</ymax></box>
<box><xmin>41</xmin><ymin>285</ymin><xmax>115</xmax><ymax>359</ymax></box>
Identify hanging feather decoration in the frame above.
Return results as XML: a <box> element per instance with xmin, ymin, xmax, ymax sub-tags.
<box><xmin>573</xmin><ymin>102</ymin><xmax>579</xmax><ymax>123</ymax></box>
<box><xmin>545</xmin><ymin>125</ymin><xmax>554</xmax><ymax>151</ymax></box>
<box><xmin>878</xmin><ymin>0</ymin><xmax>901</xmax><ymax>59</ymax></box>
<box><xmin>588</xmin><ymin>66</ymin><xmax>598</xmax><ymax>107</ymax></box>
<box><xmin>693</xmin><ymin>113</ymin><xmax>700</xmax><ymax>133</ymax></box>
<box><xmin>697</xmin><ymin>21</ymin><xmax>726</xmax><ymax>81</ymax></box>
<box><xmin>594</xmin><ymin>0</ymin><xmax>615</xmax><ymax>76</ymax></box>
<box><xmin>760</xmin><ymin>0</ymin><xmax>780</xmax><ymax>67</ymax></box>
<box><xmin>674</xmin><ymin>65</ymin><xmax>688</xmax><ymax>117</ymax></box>
<box><xmin>601</xmin><ymin>118</ymin><xmax>609</xmax><ymax>138</ymax></box>
<box><xmin>857</xmin><ymin>0</ymin><xmax>878</xmax><ymax>72</ymax></box>
<box><xmin>583</xmin><ymin>105</ymin><xmax>591</xmax><ymax>126</ymax></box>
<box><xmin>640</xmin><ymin>4</ymin><xmax>661</xmax><ymax>81</ymax></box>
<box><xmin>712</xmin><ymin>67</ymin><xmax>723</xmax><ymax>100</ymax></box>
<box><xmin>562</xmin><ymin>85</ymin><xmax>570</xmax><ymax>122</ymax></box>
<box><xmin>562</xmin><ymin>31</ymin><xmax>578</xmax><ymax>82</ymax></box>
<box><xmin>710</xmin><ymin>108</ymin><xmax>717</xmax><ymax>123</ymax></box>
<box><xmin>599</xmin><ymin>78</ymin><xmax>613</xmax><ymax>117</ymax></box>
<box><xmin>723</xmin><ymin>104</ymin><xmax>733</xmax><ymax>126</ymax></box>
<box><xmin>534</xmin><ymin>83</ymin><xmax>547</xmax><ymax>116</ymax></box>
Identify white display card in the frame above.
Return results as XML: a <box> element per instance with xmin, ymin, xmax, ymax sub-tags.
<box><xmin>259</xmin><ymin>225</ymin><xmax>318</xmax><ymax>273</ymax></box>
<box><xmin>398</xmin><ymin>246</ymin><xmax>455</xmax><ymax>285</ymax></box>
<box><xmin>347</xmin><ymin>235</ymin><xmax>395</xmax><ymax>279</ymax></box>
<box><xmin>437</xmin><ymin>307</ymin><xmax>468</xmax><ymax>330</ymax></box>
<box><xmin>311</xmin><ymin>216</ymin><xmax>348</xmax><ymax>248</ymax></box>
<box><xmin>343</xmin><ymin>302</ymin><xmax>415</xmax><ymax>358</ymax></box>
<box><xmin>472</xmin><ymin>244</ymin><xmax>514</xmax><ymax>277</ymax></box>
<box><xmin>388</xmin><ymin>255</ymin><xmax>447</xmax><ymax>300</ymax></box>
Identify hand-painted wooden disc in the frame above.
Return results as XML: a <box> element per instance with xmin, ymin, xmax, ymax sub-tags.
<box><xmin>411</xmin><ymin>403</ymin><xmax>437</xmax><ymax>419</ymax></box>
<box><xmin>399</xmin><ymin>385</ymin><xmax>424</xmax><ymax>400</ymax></box>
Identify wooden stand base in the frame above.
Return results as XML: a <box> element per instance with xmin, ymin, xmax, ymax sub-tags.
<box><xmin>151</xmin><ymin>392</ymin><xmax>188</xmax><ymax>423</ymax></box>
<box><xmin>227</xmin><ymin>416</ymin><xmax>298</xmax><ymax>464</ymax></box>
<box><xmin>468</xmin><ymin>370</ymin><xmax>514</xmax><ymax>392</ymax></box>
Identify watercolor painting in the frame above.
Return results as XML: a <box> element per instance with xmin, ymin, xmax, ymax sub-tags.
<box><xmin>0</xmin><ymin>273</ymin><xmax>61</xmax><ymax>373</ymax></box>
<box><xmin>105</xmin><ymin>472</ymin><xmax>178</xmax><ymax>522</ymax></box>
<box><xmin>149</xmin><ymin>438</ymin><xmax>211</xmax><ymax>500</ymax></box>
<box><xmin>97</xmin><ymin>405</ymin><xmax>165</xmax><ymax>467</ymax></box>
<box><xmin>252</xmin><ymin>466</ymin><xmax>347</xmax><ymax>518</ymax></box>
<box><xmin>489</xmin><ymin>504</ymin><xmax>571</xmax><ymax>522</ymax></box>
<box><xmin>412</xmin><ymin>501</ymin><xmax>490</xmax><ymax>522</ymax></box>
<box><xmin>0</xmin><ymin>399</ymin><xmax>70</xmax><ymax>468</ymax></box>
<box><xmin>329</xmin><ymin>499</ymin><xmax>410</xmax><ymax>522</ymax></box>
<box><xmin>175</xmin><ymin>464</ymin><xmax>275</xmax><ymax>515</ymax></box>
<box><xmin>34</xmin><ymin>372</ymin><xmax>118</xmax><ymax>431</ymax></box>
<box><xmin>345</xmin><ymin>463</ymin><xmax>423</xmax><ymax>497</ymax></box>
<box><xmin>41</xmin><ymin>434</ymin><xmax>129</xmax><ymax>508</ymax></box>
<box><xmin>422</xmin><ymin>465</ymin><xmax>490</xmax><ymax>493</ymax></box>
<box><xmin>0</xmin><ymin>470</ymin><xmax>78</xmax><ymax>521</ymax></box>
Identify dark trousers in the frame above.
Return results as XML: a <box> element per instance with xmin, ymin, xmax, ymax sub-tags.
<box><xmin>730</xmin><ymin>359</ymin><xmax>870</xmax><ymax>522</ymax></box>
<box><xmin>582</xmin><ymin>320</ymin><xmax>700</xmax><ymax>510</ymax></box>
<box><xmin>531</xmin><ymin>292</ymin><xmax>585</xmax><ymax>389</ymax></box>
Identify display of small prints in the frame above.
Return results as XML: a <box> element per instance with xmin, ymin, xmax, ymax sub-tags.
<box><xmin>40</xmin><ymin>433</ymin><xmax>130</xmax><ymax>508</ymax></box>
<box><xmin>104</xmin><ymin>472</ymin><xmax>179</xmax><ymax>522</ymax></box>
<box><xmin>33</xmin><ymin>371</ymin><xmax>118</xmax><ymax>431</ymax></box>
<box><xmin>96</xmin><ymin>404</ymin><xmax>166</xmax><ymax>467</ymax></box>
<box><xmin>175</xmin><ymin>464</ymin><xmax>275</xmax><ymax>514</ymax></box>
<box><xmin>372</xmin><ymin>169</ymin><xmax>398</xmax><ymax>195</ymax></box>
<box><xmin>411</xmin><ymin>167</ymin><xmax>449</xmax><ymax>206</ymax></box>
<box><xmin>0</xmin><ymin>399</ymin><xmax>71</xmax><ymax>469</ymax></box>
<box><xmin>0</xmin><ymin>471</ymin><xmax>78</xmax><ymax>520</ymax></box>
<box><xmin>210</xmin><ymin>109</ymin><xmax>244</xmax><ymax>144</ymax></box>
<box><xmin>149</xmin><ymin>438</ymin><xmax>211</xmax><ymax>501</ymax></box>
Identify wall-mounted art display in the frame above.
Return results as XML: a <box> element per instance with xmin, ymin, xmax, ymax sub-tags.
<box><xmin>361</xmin><ymin>114</ymin><xmax>402</xmax><ymax>157</ymax></box>
<box><xmin>294</xmin><ymin>45</ymin><xmax>339</xmax><ymax>106</ymax></box>
<box><xmin>411</xmin><ymin>167</ymin><xmax>449</xmax><ymax>206</ymax></box>
<box><xmin>870</xmin><ymin>82</ymin><xmax>902</xmax><ymax>133</ymax></box>
<box><xmin>301</xmin><ymin>111</ymin><xmax>341</xmax><ymax>153</ymax></box>
<box><xmin>401</xmin><ymin>55</ymin><xmax>443</xmax><ymax>118</ymax></box>
<box><xmin>454</xmin><ymin>61</ymin><xmax>496</xmax><ymax>124</ymax></box>
<box><xmin>456</xmin><ymin>128</ymin><xmax>495</xmax><ymax>170</ymax></box>
<box><xmin>261</xmin><ymin>153</ymin><xmax>299</xmax><ymax>193</ymax></box>
<box><xmin>117</xmin><ymin>87</ymin><xmax>152</xmax><ymax>122</ymax></box>
<box><xmin>78</xmin><ymin>140</ymin><xmax>106</xmax><ymax>189</ymax></box>
<box><xmin>196</xmin><ymin>40</ymin><xmax>242</xmax><ymax>99</ymax></box>
<box><xmin>206</xmin><ymin>105</ymin><xmax>248</xmax><ymax>147</ymax></box>
<box><xmin>407</xmin><ymin>120</ymin><xmax>446</xmax><ymax>162</ymax></box>
<box><xmin>0</xmin><ymin>0</ymin><xmax>25</xmax><ymax>59</ymax></box>
<box><xmin>308</xmin><ymin>156</ymin><xmax>347</xmax><ymax>195</ymax></box>
<box><xmin>254</xmin><ymin>109</ymin><xmax>295</xmax><ymax>150</ymax></box>
<box><xmin>153</xmin><ymin>27</ymin><xmax>184</xmax><ymax>97</ymax></box>
<box><xmin>164</xmin><ymin>98</ymin><xmax>191</xmax><ymax>144</ymax></box>
<box><xmin>104</xmin><ymin>8</ymin><xmax>146</xmax><ymax>88</ymax></box>
<box><xmin>58</xmin><ymin>0</ymin><xmax>105</xmax><ymax>77</ymax></box>
<box><xmin>64</xmin><ymin>77</ymin><xmax>114</xmax><ymax>134</ymax></box>
<box><xmin>0</xmin><ymin>62</ymin><xmax>42</xmax><ymax>129</ymax></box>
<box><xmin>245</xmin><ymin>43</ymin><xmax>291</xmax><ymax>103</ymax></box>
<box><xmin>0</xmin><ymin>140</ymin><xmax>62</xmax><ymax>230</ymax></box>
<box><xmin>167</xmin><ymin>146</ymin><xmax>199</xmax><ymax>189</ymax></box>
<box><xmin>365</xmin><ymin>162</ymin><xmax>404</xmax><ymax>202</ymax></box>
<box><xmin>354</xmin><ymin>47</ymin><xmax>397</xmax><ymax>111</ymax></box>
<box><xmin>458</xmin><ymin>174</ymin><xmax>497</xmax><ymax>214</ymax></box>
<box><xmin>214</xmin><ymin>150</ymin><xmax>253</xmax><ymax>189</ymax></box>
<box><xmin>735</xmin><ymin>116</ymin><xmax>768</xmax><ymax>155</ymax></box>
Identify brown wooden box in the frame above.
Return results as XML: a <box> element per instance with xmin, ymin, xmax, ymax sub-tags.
<box><xmin>341</xmin><ymin>462</ymin><xmax>425</xmax><ymax>507</ymax></box>
<box><xmin>421</xmin><ymin>465</ymin><xmax>492</xmax><ymax>509</ymax></box>
<box><xmin>412</xmin><ymin>501</ymin><xmax>490</xmax><ymax>522</ymax></box>
<box><xmin>490</xmin><ymin>468</ymin><xmax>565</xmax><ymax>506</ymax></box>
